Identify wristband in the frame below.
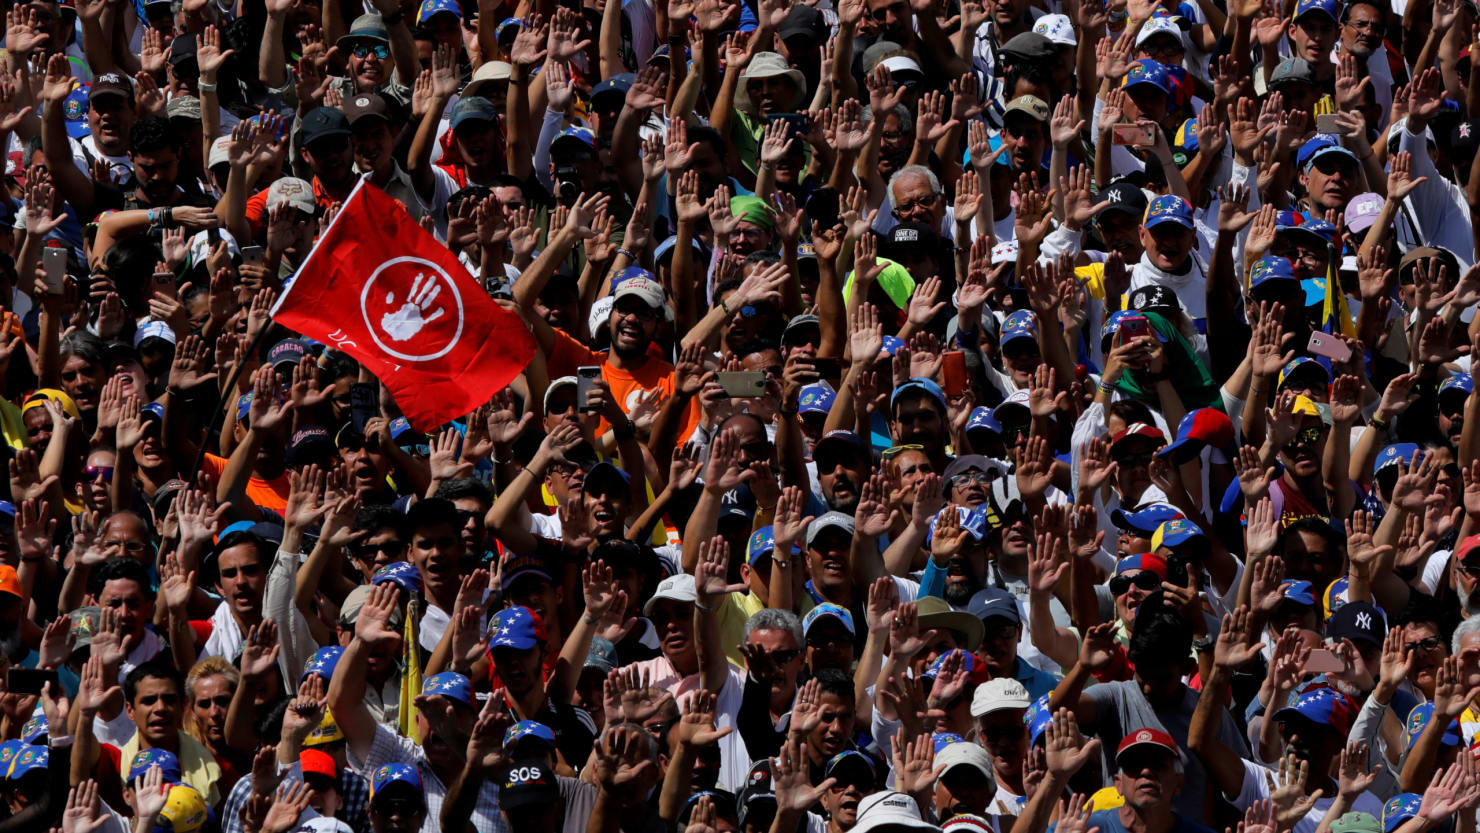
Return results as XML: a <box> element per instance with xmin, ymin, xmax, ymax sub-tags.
<box><xmin>616</xmin><ymin>247</ymin><xmax>637</xmax><ymax>260</ymax></box>
<box><xmin>163</xmin><ymin>207</ymin><xmax>176</xmax><ymax>228</ymax></box>
<box><xmin>1369</xmin><ymin>415</ymin><xmax>1389</xmax><ymax>431</ymax></box>
<box><xmin>1097</xmin><ymin>377</ymin><xmax>1116</xmax><ymax>394</ymax></box>
<box><xmin>695</xmin><ymin>599</ymin><xmax>714</xmax><ymax>612</ymax></box>
<box><xmin>197</xmin><ymin>81</ymin><xmax>218</xmax><ymax>92</ymax></box>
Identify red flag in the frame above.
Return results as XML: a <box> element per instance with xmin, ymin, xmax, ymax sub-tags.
<box><xmin>271</xmin><ymin>180</ymin><xmax>534</xmax><ymax>431</ymax></box>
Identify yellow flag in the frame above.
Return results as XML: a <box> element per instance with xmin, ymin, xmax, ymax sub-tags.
<box><xmin>1320</xmin><ymin>260</ymin><xmax>1358</xmax><ymax>338</ymax></box>
<box><xmin>397</xmin><ymin>597</ymin><xmax>421</xmax><ymax>743</ymax></box>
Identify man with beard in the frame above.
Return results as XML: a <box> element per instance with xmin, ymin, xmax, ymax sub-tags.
<box><xmin>1439</xmin><ymin>374</ymin><xmax>1469</xmax><ymax>445</ymax></box>
<box><xmin>1338</xmin><ymin>0</ymin><xmax>1390</xmax><ymax>113</ymax></box>
<box><xmin>1192</xmin><ymin>609</ymin><xmax>1382</xmax><ymax>833</ymax></box>
<box><xmin>811</xmin><ymin>430</ymin><xmax>870</xmax><ymax>515</ymax></box>
<box><xmin>1037</xmin><ymin>730</ymin><xmax>1214</xmax><ymax>833</ymax></box>
<box><xmin>1052</xmin><ymin>595</ymin><xmax>1249</xmax><ymax>821</ymax></box>
<box><xmin>330</xmin><ymin>584</ymin><xmax>504</xmax><ymax>833</ymax></box>
<box><xmin>246</xmin><ymin>110</ymin><xmax>357</xmax><ymax>231</ymax></box>
<box><xmin>483</xmin><ymin>606</ymin><xmax>597</xmax><ymax>768</ymax></box>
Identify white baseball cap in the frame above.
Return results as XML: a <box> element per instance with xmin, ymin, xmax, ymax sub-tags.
<box><xmin>1032</xmin><ymin>13</ymin><xmax>1076</xmax><ymax>46</ymax></box>
<box><xmin>852</xmin><ymin>791</ymin><xmax>941</xmax><ymax>833</ymax></box>
<box><xmin>1135</xmin><ymin>16</ymin><xmax>1187</xmax><ymax>50</ymax></box>
<box><xmin>934</xmin><ymin>742</ymin><xmax>996</xmax><ymax>790</ymax></box>
<box><xmin>643</xmin><ymin>573</ymin><xmax>697</xmax><ymax>616</ymax></box>
<box><xmin>969</xmin><ymin>677</ymin><xmax>1031</xmax><ymax>717</ymax></box>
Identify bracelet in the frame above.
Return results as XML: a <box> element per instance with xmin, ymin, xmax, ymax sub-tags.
<box><xmin>197</xmin><ymin>81</ymin><xmax>217</xmax><ymax>92</ymax></box>
<box><xmin>148</xmin><ymin>208</ymin><xmax>162</xmax><ymax>226</ymax></box>
<box><xmin>1369</xmin><ymin>415</ymin><xmax>1390</xmax><ymax>431</ymax></box>
<box><xmin>521</xmin><ymin>465</ymin><xmax>539</xmax><ymax>479</ymax></box>
<box><xmin>720</xmin><ymin>298</ymin><xmax>733</xmax><ymax>315</ymax></box>
<box><xmin>612</xmin><ymin>419</ymin><xmax>636</xmax><ymax>440</ymax></box>
<box><xmin>163</xmin><ymin>207</ymin><xmax>176</xmax><ymax>228</ymax></box>
<box><xmin>1097</xmin><ymin>377</ymin><xmax>1116</xmax><ymax>394</ymax></box>
<box><xmin>778</xmin><ymin>407</ymin><xmax>797</xmax><ymax>417</ymax></box>
<box><xmin>773</xmin><ymin>559</ymin><xmax>789</xmax><ymax>569</ymax></box>
<box><xmin>695</xmin><ymin>599</ymin><xmax>714</xmax><ymax>612</ymax></box>
<box><xmin>616</xmin><ymin>247</ymin><xmax>636</xmax><ymax>260</ymax></box>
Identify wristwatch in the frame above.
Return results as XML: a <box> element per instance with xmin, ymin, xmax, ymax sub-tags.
<box><xmin>1191</xmin><ymin>634</ymin><xmax>1217</xmax><ymax>654</ymax></box>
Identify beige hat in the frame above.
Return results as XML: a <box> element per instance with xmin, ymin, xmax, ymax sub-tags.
<box><xmin>266</xmin><ymin>177</ymin><xmax>316</xmax><ymax>213</ymax></box>
<box><xmin>463</xmin><ymin>61</ymin><xmax>513</xmax><ymax>99</ymax></box>
<box><xmin>207</xmin><ymin>135</ymin><xmax>233</xmax><ymax>169</ymax></box>
<box><xmin>734</xmin><ymin>52</ymin><xmax>807</xmax><ymax>114</ymax></box>
<box><xmin>338</xmin><ymin>583</ymin><xmax>405</xmax><ymax>628</ymax></box>
<box><xmin>1003</xmin><ymin>95</ymin><xmax>1049</xmax><ymax>123</ymax></box>
<box><xmin>970</xmin><ymin>677</ymin><xmax>1032</xmax><ymax>717</ymax></box>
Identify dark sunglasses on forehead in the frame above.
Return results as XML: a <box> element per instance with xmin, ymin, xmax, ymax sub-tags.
<box><xmin>1109</xmin><ymin>570</ymin><xmax>1161</xmax><ymax>595</ymax></box>
<box><xmin>881</xmin><ymin>444</ymin><xmax>924</xmax><ymax>459</ymax></box>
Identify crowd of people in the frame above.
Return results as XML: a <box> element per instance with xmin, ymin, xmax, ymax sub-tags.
<box><xmin>2</xmin><ymin>0</ymin><xmax>1480</xmax><ymax>830</ymax></box>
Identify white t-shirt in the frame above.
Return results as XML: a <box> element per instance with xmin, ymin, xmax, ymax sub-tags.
<box><xmin>1232</xmin><ymin>759</ymin><xmax>1384</xmax><ymax>833</ymax></box>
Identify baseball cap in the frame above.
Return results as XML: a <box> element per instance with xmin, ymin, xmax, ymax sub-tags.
<box><xmin>503</xmin><ymin>721</ymin><xmax>557</xmax><ymax>750</ymax></box>
<box><xmin>463</xmin><ymin>60</ymin><xmax>514</xmax><ymax>98</ymax></box>
<box><xmin>1294</xmin><ymin>0</ymin><xmax>1341</xmax><ymax>20</ymax></box>
<box><xmin>0</xmin><ymin>566</ymin><xmax>22</xmax><ymax>599</ymax></box>
<box><xmin>370</xmin><ymin>763</ymin><xmax>424</xmax><ymax>804</ymax></box>
<box><xmin>342</xmin><ymin>93</ymin><xmax>390</xmax><ymax>127</ymax></box>
<box><xmin>1142</xmin><ymin>194</ymin><xmax>1194</xmax><ymax>230</ymax></box>
<box><xmin>590</xmin><ymin>73</ymin><xmax>636</xmax><ymax>105</ymax></box>
<box><xmin>168</xmin><ymin>31</ymin><xmax>198</xmax><ymax>65</ymax></box>
<box><xmin>612</xmin><ymin>275</ymin><xmax>667</xmax><ymax>312</ymax></box>
<box><xmin>1279</xmin><ymin>580</ymin><xmax>1318</xmax><ymax>607</ymax></box>
<box><xmin>1115</xmin><ymin>727</ymin><xmax>1180</xmax><ymax>762</ymax></box>
<box><xmin>999</xmin><ymin>310</ymin><xmax>1040</xmax><ymax>351</ymax></box>
<box><xmin>969</xmin><ymin>678</ymin><xmax>1030</xmax><ymax>717</ymax></box>
<box><xmin>1150</xmin><ymin>518</ymin><xmax>1205</xmax><ymax>551</ymax></box>
<box><xmin>802</xmin><ymin>603</ymin><xmax>855</xmax><ymax>636</ymax></box>
<box><xmin>643</xmin><ymin>573</ymin><xmax>698</xmax><ymax>616</ymax></box>
<box><xmin>128</xmin><ymin>748</ymin><xmax>182</xmax><ymax>782</ymax></box>
<box><xmin>157</xmin><ymin>785</ymin><xmax>208</xmax><ymax>833</ymax></box>
<box><xmin>1326</xmin><ymin>599</ymin><xmax>1385</xmax><ymax>647</ymax></box>
<box><xmin>1373</xmin><ymin>442</ymin><xmax>1421</xmax><ymax>476</ymax></box>
<box><xmin>1158</xmin><ymin>408</ymin><xmax>1235</xmax><ymax>464</ymax></box>
<box><xmin>301</xmin><ymin>646</ymin><xmax>344</xmax><ymax>682</ymax></box>
<box><xmin>1127</xmin><ymin>285</ymin><xmax>1179</xmax><ymax>314</ymax></box>
<box><xmin>372</xmin><ymin>561</ymin><xmax>421</xmax><ymax>595</ymax></box>
<box><xmin>1345</xmin><ymin>193</ymin><xmax>1384</xmax><ymax>233</ymax></box>
<box><xmin>1384</xmin><ymin>795</ymin><xmax>1423</xmax><ymax>833</ymax></box>
<box><xmin>1269</xmin><ymin>57</ymin><xmax>1319</xmax><ymax>90</ymax></box>
<box><xmin>1250</xmin><ymin>255</ymin><xmax>1299</xmax><ymax>296</ymax></box>
<box><xmin>1440</xmin><ymin>373</ymin><xmax>1474</xmax><ymax>407</ymax></box>
<box><xmin>1404</xmin><ymin>702</ymin><xmax>1461</xmax><ymax>750</ymax></box>
<box><xmin>1097</xmin><ymin>181</ymin><xmax>1149</xmax><ymax>218</ymax></box>
<box><xmin>67</xmin><ymin>606</ymin><xmax>100</xmax><ymax>653</ymax></box>
<box><xmin>417</xmin><ymin>0</ymin><xmax>460</xmax><ymax>21</ymax></box>
<box><xmin>501</xmin><ymin>758</ymin><xmax>560</xmax><ymax>810</ymax></box>
<box><xmin>303</xmin><ymin>709</ymin><xmax>345</xmax><ymax>747</ymax></box>
<box><xmin>1110</xmin><ymin>422</ymin><xmax>1166</xmax><ymax>452</ymax></box>
<box><xmin>824</xmin><ymin>750</ymin><xmax>876</xmax><ymax>786</ymax></box>
<box><xmin>1114</xmin><ymin>552</ymin><xmax>1168</xmax><ymax>579</ymax></box>
<box><xmin>298</xmin><ymin>107</ymin><xmax>351</xmax><ymax>146</ymax></box>
<box><xmin>1003</xmin><ymin>95</ymin><xmax>1050</xmax><ymax>123</ymax></box>
<box><xmin>779</xmin><ymin>3</ymin><xmax>827</xmax><ymax>43</ymax></box>
<box><xmin>488</xmin><ymin>606</ymin><xmax>546</xmax><ymax>651</ymax></box>
<box><xmin>852</xmin><ymin>791</ymin><xmax>938</xmax><ymax>833</ymax></box>
<box><xmin>1032</xmin><ymin>12</ymin><xmax>1076</xmax><ymax>45</ymax></box>
<box><xmin>420</xmin><ymin>671</ymin><xmax>475</xmax><ymax>707</ymax></box>
<box><xmin>1299</xmin><ymin>135</ymin><xmax>1359</xmax><ymax>171</ymax></box>
<box><xmin>884</xmin><ymin>221</ymin><xmax>942</xmax><ymax>262</ymax></box>
<box><xmin>1123</xmin><ymin>59</ymin><xmax>1171</xmax><ymax>95</ymax></box>
<box><xmin>1136</xmin><ymin>16</ymin><xmax>1186</xmax><ymax>49</ymax></box>
<box><xmin>890</xmin><ymin>376</ymin><xmax>947</xmax><ymax>411</ymax></box>
<box><xmin>301</xmin><ymin>749</ymin><xmax>337</xmax><ymax>779</ymax></box>
<box><xmin>806</xmin><ymin>511</ymin><xmax>856</xmax><ymax>547</ymax></box>
<box><xmin>967</xmin><ymin>589</ymin><xmax>1022</xmax><ymax>624</ymax></box>
<box><xmin>934</xmin><ymin>742</ymin><xmax>996</xmax><ymax>788</ymax></box>
<box><xmin>133</xmin><ymin>320</ymin><xmax>177</xmax><ymax>349</ymax></box>
<box><xmin>337</xmin><ymin>584</ymin><xmax>405</xmax><ymax>630</ymax></box>
<box><xmin>998</xmin><ymin>31</ymin><xmax>1055</xmax><ymax>60</ymax></box>
<box><xmin>1279</xmin><ymin>357</ymin><xmax>1332</xmax><ymax>390</ymax></box>
<box><xmin>1274</xmin><ymin>685</ymin><xmax>1357</xmax><ymax>735</ymax></box>
<box><xmin>550</xmin><ymin>125</ymin><xmax>597</xmax><ymax>157</ymax></box>
<box><xmin>797</xmin><ymin>383</ymin><xmax>835</xmax><ymax>416</ymax></box>
<box><xmin>450</xmin><ymin>97</ymin><xmax>499</xmax><ymax>131</ymax></box>
<box><xmin>266</xmin><ymin>177</ymin><xmax>318</xmax><ymax>213</ymax></box>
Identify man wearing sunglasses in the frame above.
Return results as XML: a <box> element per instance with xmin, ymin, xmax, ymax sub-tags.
<box><xmin>735</xmin><ymin>608</ymin><xmax>806</xmax><ymax>759</ymax></box>
<box><xmin>332</xmin><ymin>13</ymin><xmax>416</xmax><ymax>106</ymax></box>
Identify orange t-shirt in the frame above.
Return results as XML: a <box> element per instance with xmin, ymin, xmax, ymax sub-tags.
<box><xmin>200</xmin><ymin>453</ymin><xmax>290</xmax><ymax>513</ymax></box>
<box><xmin>547</xmin><ymin>329</ymin><xmax>701</xmax><ymax>443</ymax></box>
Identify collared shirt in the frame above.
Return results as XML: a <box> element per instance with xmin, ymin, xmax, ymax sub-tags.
<box><xmin>349</xmin><ymin>723</ymin><xmax>507</xmax><ymax>833</ymax></box>
<box><xmin>118</xmin><ymin>730</ymin><xmax>222</xmax><ymax>806</ymax></box>
<box><xmin>222</xmin><ymin>762</ymin><xmax>372</xmax><ymax>833</ymax></box>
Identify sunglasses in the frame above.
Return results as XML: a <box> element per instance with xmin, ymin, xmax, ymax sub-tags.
<box><xmin>1405</xmin><ymin>637</ymin><xmax>1443</xmax><ymax>653</ymax></box>
<box><xmin>1109</xmin><ymin>570</ymin><xmax>1161</xmax><ymax>595</ymax></box>
<box><xmin>352</xmin><ymin>44</ymin><xmax>390</xmax><ymax>59</ymax></box>
<box><xmin>769</xmin><ymin>648</ymin><xmax>801</xmax><ymax>664</ymax></box>
<box><xmin>881</xmin><ymin>444</ymin><xmax>924</xmax><ymax>459</ymax></box>
<box><xmin>350</xmin><ymin>539</ymin><xmax>405</xmax><ymax>559</ymax></box>
<box><xmin>85</xmin><ymin>465</ymin><xmax>114</xmax><ymax>482</ymax></box>
<box><xmin>1284</xmin><ymin>426</ymin><xmax>1324</xmax><ymax>449</ymax></box>
<box><xmin>1112</xmin><ymin>450</ymin><xmax>1155</xmax><ymax>468</ymax></box>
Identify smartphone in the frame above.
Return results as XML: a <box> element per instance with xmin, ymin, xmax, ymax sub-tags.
<box><xmin>766</xmin><ymin>112</ymin><xmax>809</xmax><ymax>137</ymax></box>
<box><xmin>1315</xmin><ymin>113</ymin><xmax>1343</xmax><ymax>135</ymax></box>
<box><xmin>240</xmin><ymin>245</ymin><xmax>266</xmax><ymax>267</ymax></box>
<box><xmin>42</xmin><ymin>245</ymin><xmax>66</xmax><ymax>295</ymax></box>
<box><xmin>6</xmin><ymin>667</ymin><xmax>57</xmax><ymax>696</ymax></box>
<box><xmin>812</xmin><ymin>357</ymin><xmax>841</xmax><ymax>381</ymax></box>
<box><xmin>942</xmin><ymin>350</ymin><xmax>967</xmax><ymax>397</ymax></box>
<box><xmin>576</xmin><ymin>366</ymin><xmax>602</xmax><ymax>411</ymax></box>
<box><xmin>1304</xmin><ymin>648</ymin><xmax>1346</xmax><ymax>675</ymax></box>
<box><xmin>716</xmin><ymin>371</ymin><xmax>767</xmax><ymax>398</ymax></box>
<box><xmin>1111</xmin><ymin>123</ymin><xmax>1155</xmax><ymax>147</ymax></box>
<box><xmin>206</xmin><ymin>225</ymin><xmax>221</xmax><ymax>246</ymax></box>
<box><xmin>805</xmin><ymin>188</ymin><xmax>841</xmax><ymax>229</ymax></box>
<box><xmin>1119</xmin><ymin>313</ymin><xmax>1151</xmax><ymax>341</ymax></box>
<box><xmin>349</xmin><ymin>382</ymin><xmax>377</xmax><ymax>434</ymax></box>
<box><xmin>1307</xmin><ymin>331</ymin><xmax>1352</xmax><ymax>363</ymax></box>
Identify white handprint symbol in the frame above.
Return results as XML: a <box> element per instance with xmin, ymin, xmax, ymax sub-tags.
<box><xmin>380</xmin><ymin>273</ymin><xmax>445</xmax><ymax>341</ymax></box>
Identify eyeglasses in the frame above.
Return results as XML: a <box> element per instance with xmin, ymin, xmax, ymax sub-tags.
<box><xmin>894</xmin><ymin>192</ymin><xmax>940</xmax><ymax>214</ymax></box>
<box><xmin>104</xmin><ymin>539</ymin><xmax>148</xmax><ymax>554</ymax></box>
<box><xmin>1405</xmin><ymin>637</ymin><xmax>1443</xmax><ymax>653</ymax></box>
<box><xmin>881</xmin><ymin>444</ymin><xmax>924</xmax><ymax>459</ymax></box>
<box><xmin>85</xmin><ymin>465</ymin><xmax>114</xmax><ymax>482</ymax></box>
<box><xmin>947</xmin><ymin>471</ymin><xmax>992</xmax><ymax>488</ymax></box>
<box><xmin>455</xmin><ymin>509</ymin><xmax>481</xmax><ymax>526</ymax></box>
<box><xmin>1284</xmin><ymin>426</ymin><xmax>1324</xmax><ymax>449</ymax></box>
<box><xmin>352</xmin><ymin>44</ymin><xmax>390</xmax><ymax>59</ymax></box>
<box><xmin>1109</xmin><ymin>570</ymin><xmax>1161</xmax><ymax>595</ymax></box>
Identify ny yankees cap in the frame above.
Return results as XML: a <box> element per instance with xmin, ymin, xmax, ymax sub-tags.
<box><xmin>1326</xmin><ymin>599</ymin><xmax>1385</xmax><ymax>647</ymax></box>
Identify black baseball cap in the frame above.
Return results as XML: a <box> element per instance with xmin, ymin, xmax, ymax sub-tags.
<box><xmin>1096</xmin><ymin>181</ymin><xmax>1149</xmax><ymax>218</ymax></box>
<box><xmin>299</xmin><ymin>107</ymin><xmax>352</xmax><ymax>146</ymax></box>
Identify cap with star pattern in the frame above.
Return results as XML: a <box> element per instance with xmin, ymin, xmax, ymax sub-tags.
<box><xmin>503</xmin><ymin>720</ymin><xmax>557</xmax><ymax>748</ymax></box>
<box><xmin>489</xmin><ymin>605</ymin><xmax>547</xmax><ymax>651</ymax></box>
<box><xmin>302</xmin><ymin>646</ymin><xmax>344</xmax><ymax>682</ymax></box>
<box><xmin>420</xmin><ymin>671</ymin><xmax>475</xmax><ymax>706</ymax></box>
